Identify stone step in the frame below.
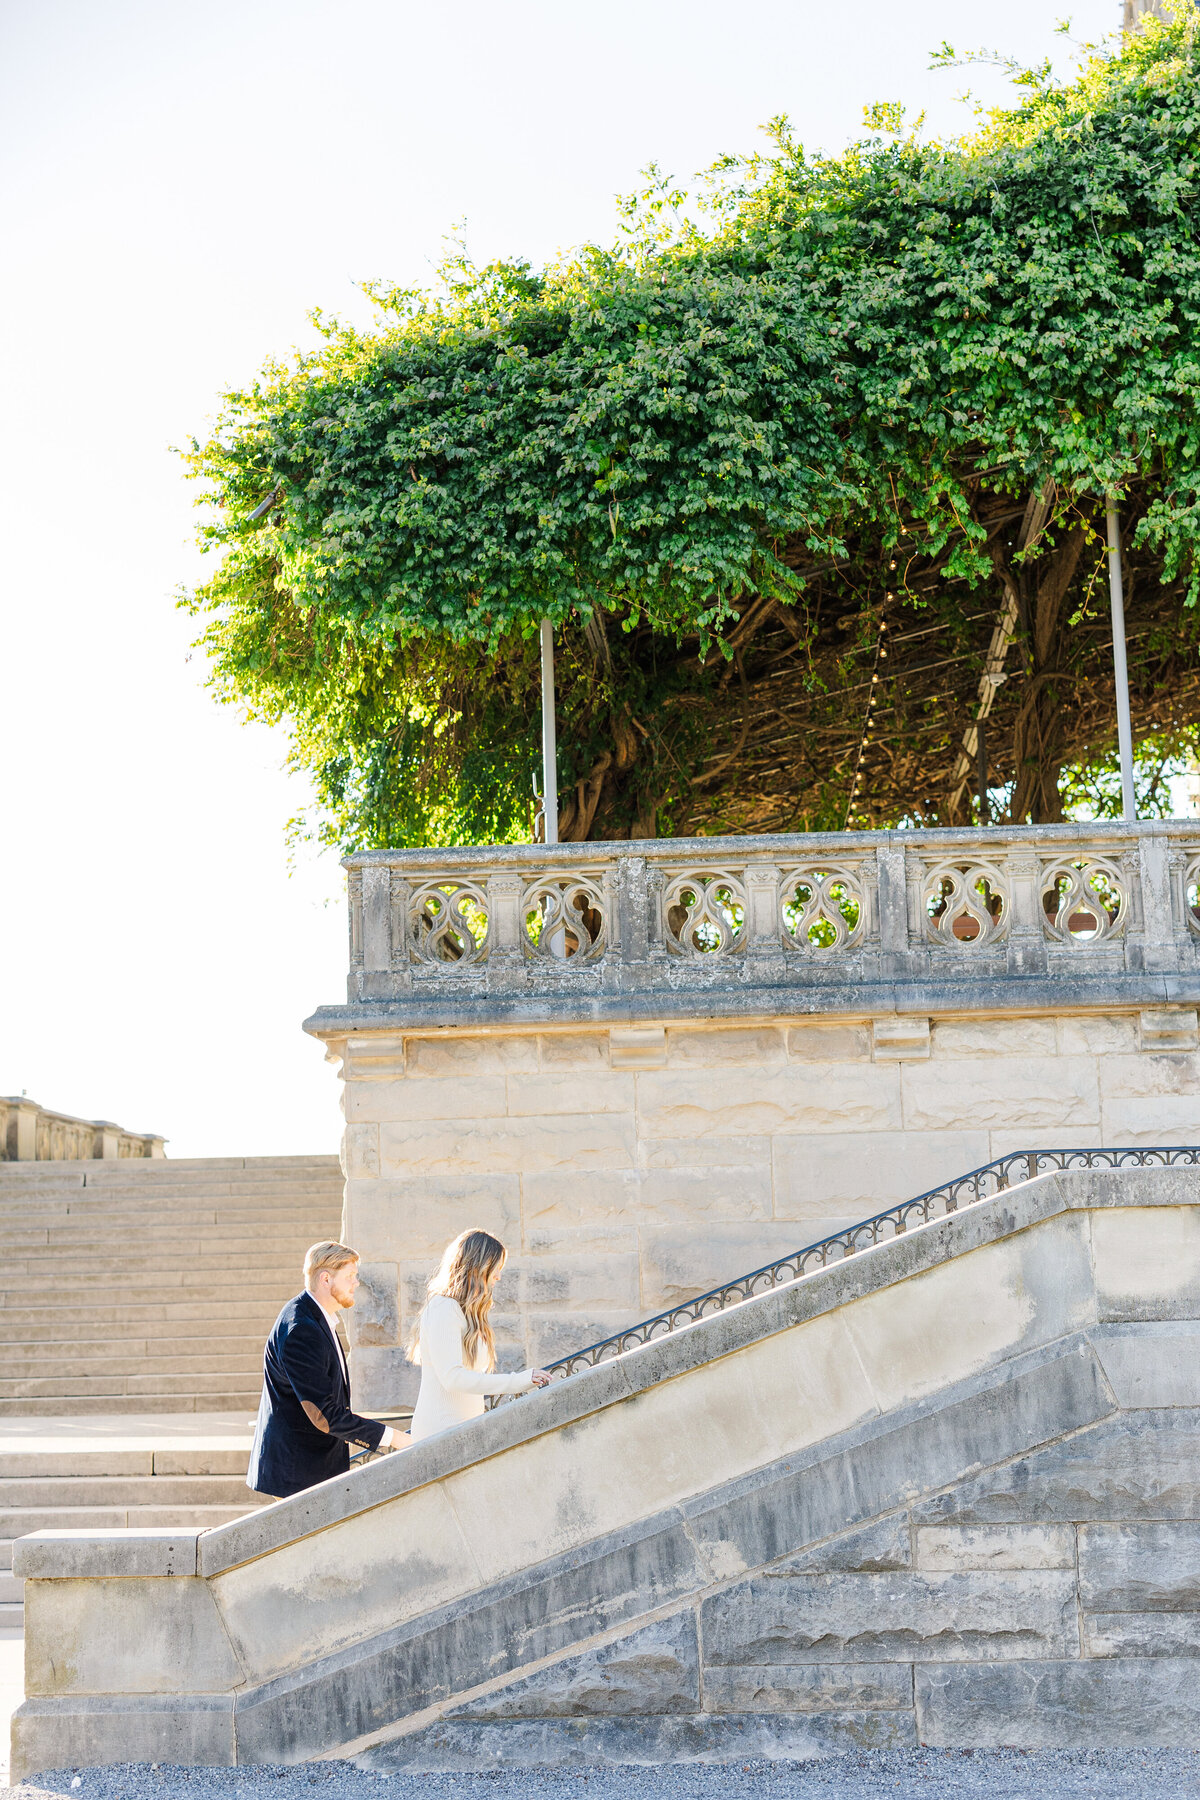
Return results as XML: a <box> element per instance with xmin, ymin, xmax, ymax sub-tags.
<box><xmin>0</xmin><ymin>1204</ymin><xmax>339</xmax><ymax>1227</ymax></box>
<box><xmin>4</xmin><ymin>1351</ymin><xmax>263</xmax><ymax>1379</ymax></box>
<box><xmin>0</xmin><ymin>1302</ymin><xmax>283</xmax><ymax>1328</ymax></box>
<box><xmin>0</xmin><ymin>1503</ymin><xmax>253</xmax><ymax>1535</ymax></box>
<box><xmin>0</xmin><ymin>1316</ymin><xmax>277</xmax><ymax>1342</ymax></box>
<box><xmin>0</xmin><ymin>1256</ymin><xmax>302</xmax><ymax>1281</ymax></box>
<box><xmin>19</xmin><ymin>1210</ymin><xmax>338</xmax><ymax>1235</ymax></box>
<box><xmin>0</xmin><ymin>1391</ymin><xmax>261</xmax><ymax>1417</ymax></box>
<box><xmin>0</xmin><ymin>1157</ymin><xmax>339</xmax><ymax>1182</ymax></box>
<box><xmin>5</xmin><ymin>1335</ymin><xmax>265</xmax><ymax>1362</ymax></box>
<box><xmin>0</xmin><ymin>1475</ymin><xmax>253</xmax><ymax>1507</ymax></box>
<box><xmin>0</xmin><ymin>1370</ymin><xmax>264</xmax><ymax>1400</ymax></box>
<box><xmin>0</xmin><ymin>1231</ymin><xmax>338</xmax><ymax>1260</ymax></box>
<box><xmin>0</xmin><ymin>1571</ymin><xmax>21</xmax><ymax>1603</ymax></box>
<box><xmin>0</xmin><ymin>1275</ymin><xmax>296</xmax><ymax>1299</ymax></box>
<box><xmin>0</xmin><ymin>1449</ymin><xmax>250</xmax><ymax>1479</ymax></box>
<box><xmin>0</xmin><ymin>1193</ymin><xmax>341</xmax><ymax>1217</ymax></box>
<box><xmin>0</xmin><ymin>1182</ymin><xmax>341</xmax><ymax>1206</ymax></box>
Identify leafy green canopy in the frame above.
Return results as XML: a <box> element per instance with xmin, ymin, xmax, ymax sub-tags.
<box><xmin>184</xmin><ymin>13</ymin><xmax>1200</xmax><ymax>848</ymax></box>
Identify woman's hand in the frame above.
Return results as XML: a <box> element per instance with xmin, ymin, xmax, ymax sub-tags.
<box><xmin>530</xmin><ymin>1368</ymin><xmax>552</xmax><ymax>1388</ymax></box>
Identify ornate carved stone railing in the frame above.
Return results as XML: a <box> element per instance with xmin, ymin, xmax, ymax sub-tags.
<box><xmin>0</xmin><ymin>1097</ymin><xmax>166</xmax><ymax>1162</ymax></box>
<box><xmin>527</xmin><ymin>1144</ymin><xmax>1200</xmax><ymax>1383</ymax></box>
<box><xmin>313</xmin><ymin>822</ymin><xmax>1200</xmax><ymax>1029</ymax></box>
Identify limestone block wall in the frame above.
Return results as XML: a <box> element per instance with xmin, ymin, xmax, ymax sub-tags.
<box><xmin>336</xmin><ymin>1005</ymin><xmax>1200</xmax><ymax>1407</ymax></box>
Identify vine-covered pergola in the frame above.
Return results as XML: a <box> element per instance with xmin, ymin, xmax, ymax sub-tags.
<box><xmin>185</xmin><ymin>13</ymin><xmax>1200</xmax><ymax>848</ymax></box>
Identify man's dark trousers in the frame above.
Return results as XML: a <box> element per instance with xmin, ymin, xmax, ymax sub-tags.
<box><xmin>247</xmin><ymin>1290</ymin><xmax>386</xmax><ymax>1498</ymax></box>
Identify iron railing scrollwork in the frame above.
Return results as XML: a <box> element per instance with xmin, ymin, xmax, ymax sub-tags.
<box><xmin>523</xmin><ymin>1145</ymin><xmax>1200</xmax><ymax>1386</ymax></box>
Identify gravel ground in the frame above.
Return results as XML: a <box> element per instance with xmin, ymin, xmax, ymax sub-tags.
<box><xmin>10</xmin><ymin>1752</ymin><xmax>1200</xmax><ymax>1800</ymax></box>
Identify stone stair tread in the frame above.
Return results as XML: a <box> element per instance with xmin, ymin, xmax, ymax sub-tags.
<box><xmin>0</xmin><ymin>1393</ymin><xmax>261</xmax><ymax>1417</ymax></box>
<box><xmin>5</xmin><ymin>1354</ymin><xmax>261</xmax><ymax>1378</ymax></box>
<box><xmin>0</xmin><ymin>1503</ymin><xmax>255</xmax><ymax>1532</ymax></box>
<box><xmin>5</xmin><ymin>1337</ymin><xmax>264</xmax><ymax>1360</ymax></box>
<box><xmin>0</xmin><ymin>1449</ymin><xmax>250</xmax><ymax>1479</ymax></box>
<box><xmin>0</xmin><ymin>1371</ymin><xmax>264</xmax><ymax>1398</ymax></box>
<box><xmin>0</xmin><ymin>1323</ymin><xmax>274</xmax><ymax>1344</ymax></box>
<box><xmin>0</xmin><ymin>1306</ymin><xmax>282</xmax><ymax>1326</ymax></box>
<box><xmin>0</xmin><ymin>1476</ymin><xmax>253</xmax><ymax>1505</ymax></box>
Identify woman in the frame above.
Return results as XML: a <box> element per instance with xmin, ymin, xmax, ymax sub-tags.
<box><xmin>407</xmin><ymin>1229</ymin><xmax>550</xmax><ymax>1441</ymax></box>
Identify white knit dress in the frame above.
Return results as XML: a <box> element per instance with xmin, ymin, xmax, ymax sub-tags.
<box><xmin>408</xmin><ymin>1293</ymin><xmax>536</xmax><ymax>1442</ymax></box>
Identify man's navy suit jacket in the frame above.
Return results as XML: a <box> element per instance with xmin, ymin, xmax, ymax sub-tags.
<box><xmin>247</xmin><ymin>1290</ymin><xmax>386</xmax><ymax>1499</ymax></box>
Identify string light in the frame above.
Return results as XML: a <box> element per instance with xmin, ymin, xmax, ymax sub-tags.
<box><xmin>843</xmin><ymin>609</ymin><xmax>890</xmax><ymax>830</ymax></box>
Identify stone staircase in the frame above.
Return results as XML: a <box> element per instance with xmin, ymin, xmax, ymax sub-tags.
<box><xmin>0</xmin><ymin>1154</ymin><xmax>344</xmax><ymax>1625</ymax></box>
<box><xmin>17</xmin><ymin>1162</ymin><xmax>1200</xmax><ymax>1776</ymax></box>
<box><xmin>0</xmin><ymin>1433</ymin><xmax>257</xmax><ymax>1622</ymax></box>
<box><xmin>0</xmin><ymin>1156</ymin><xmax>343</xmax><ymax>1414</ymax></box>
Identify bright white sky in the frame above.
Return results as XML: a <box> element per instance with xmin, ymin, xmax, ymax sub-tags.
<box><xmin>0</xmin><ymin>0</ymin><xmax>1119</xmax><ymax>1158</ymax></box>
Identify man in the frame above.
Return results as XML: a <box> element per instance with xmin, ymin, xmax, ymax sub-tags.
<box><xmin>247</xmin><ymin>1240</ymin><xmax>398</xmax><ymax>1500</ymax></box>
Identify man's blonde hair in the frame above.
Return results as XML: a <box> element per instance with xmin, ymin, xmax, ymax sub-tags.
<box><xmin>304</xmin><ymin>1241</ymin><xmax>359</xmax><ymax>1282</ymax></box>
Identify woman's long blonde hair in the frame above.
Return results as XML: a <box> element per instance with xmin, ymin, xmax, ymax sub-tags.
<box><xmin>406</xmin><ymin>1229</ymin><xmax>507</xmax><ymax>1371</ymax></box>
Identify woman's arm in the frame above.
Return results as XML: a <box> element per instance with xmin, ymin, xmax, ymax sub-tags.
<box><xmin>424</xmin><ymin>1300</ymin><xmax>537</xmax><ymax>1396</ymax></box>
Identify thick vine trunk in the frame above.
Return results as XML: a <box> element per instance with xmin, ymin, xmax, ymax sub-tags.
<box><xmin>1009</xmin><ymin>530</ymin><xmax>1086</xmax><ymax>823</ymax></box>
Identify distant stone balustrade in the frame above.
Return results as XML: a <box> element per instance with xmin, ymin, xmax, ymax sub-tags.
<box><xmin>0</xmin><ymin>1096</ymin><xmax>166</xmax><ymax>1162</ymax></box>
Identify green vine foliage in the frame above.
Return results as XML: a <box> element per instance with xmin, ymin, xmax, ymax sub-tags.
<box><xmin>184</xmin><ymin>12</ymin><xmax>1200</xmax><ymax>849</ymax></box>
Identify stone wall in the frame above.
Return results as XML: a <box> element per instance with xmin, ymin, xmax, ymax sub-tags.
<box><xmin>336</xmin><ymin>1006</ymin><xmax>1200</xmax><ymax>1407</ymax></box>
<box><xmin>14</xmin><ymin>1165</ymin><xmax>1200</xmax><ymax>1775</ymax></box>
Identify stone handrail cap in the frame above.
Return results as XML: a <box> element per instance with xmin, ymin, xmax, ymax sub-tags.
<box><xmin>13</xmin><ymin>1528</ymin><xmax>199</xmax><ymax>1579</ymax></box>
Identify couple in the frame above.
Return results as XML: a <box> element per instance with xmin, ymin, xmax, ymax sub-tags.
<box><xmin>248</xmin><ymin>1230</ymin><xmax>550</xmax><ymax>1501</ymax></box>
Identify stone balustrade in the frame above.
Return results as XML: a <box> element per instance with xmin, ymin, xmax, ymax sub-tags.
<box><xmin>0</xmin><ymin>1096</ymin><xmax>166</xmax><ymax>1162</ymax></box>
<box><xmin>318</xmin><ymin>821</ymin><xmax>1200</xmax><ymax>1029</ymax></box>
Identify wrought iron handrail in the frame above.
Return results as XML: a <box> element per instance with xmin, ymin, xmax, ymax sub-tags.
<box><xmin>536</xmin><ymin>1145</ymin><xmax>1200</xmax><ymax>1382</ymax></box>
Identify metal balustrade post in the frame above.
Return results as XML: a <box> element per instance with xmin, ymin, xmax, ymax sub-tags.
<box><xmin>539</xmin><ymin>620</ymin><xmax>559</xmax><ymax>846</ymax></box>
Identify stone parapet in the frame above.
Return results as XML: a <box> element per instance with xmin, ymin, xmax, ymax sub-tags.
<box><xmin>0</xmin><ymin>1097</ymin><xmax>166</xmax><ymax>1162</ymax></box>
<box><xmin>307</xmin><ymin>821</ymin><xmax>1200</xmax><ymax>1030</ymax></box>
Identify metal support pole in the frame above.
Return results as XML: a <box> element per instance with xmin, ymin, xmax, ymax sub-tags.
<box><xmin>1105</xmin><ymin>500</ymin><xmax>1137</xmax><ymax>822</ymax></box>
<box><xmin>539</xmin><ymin>618</ymin><xmax>559</xmax><ymax>846</ymax></box>
<box><xmin>977</xmin><ymin>719</ymin><xmax>988</xmax><ymax>827</ymax></box>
